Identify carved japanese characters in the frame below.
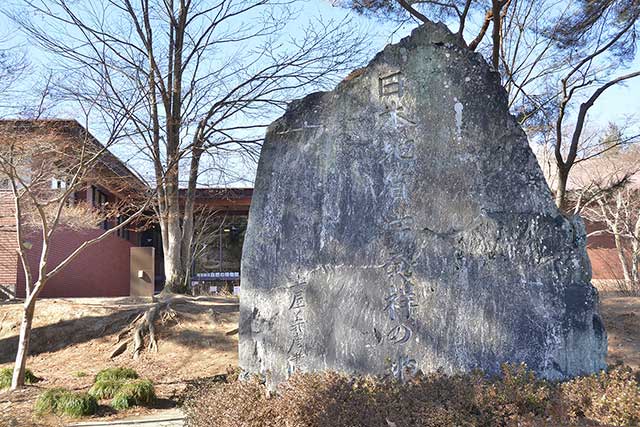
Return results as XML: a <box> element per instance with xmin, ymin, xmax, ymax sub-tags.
<box><xmin>239</xmin><ymin>22</ymin><xmax>607</xmax><ymax>388</ymax></box>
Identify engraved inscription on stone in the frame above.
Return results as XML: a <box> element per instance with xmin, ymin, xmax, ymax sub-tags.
<box><xmin>391</xmin><ymin>355</ymin><xmax>418</xmax><ymax>383</ymax></box>
<box><xmin>276</xmin><ymin>121</ymin><xmax>324</xmax><ymax>135</ymax></box>
<box><xmin>379</xmin><ymin>71</ymin><xmax>404</xmax><ymax>98</ymax></box>
<box><xmin>287</xmin><ymin>273</ymin><xmax>308</xmax><ymax>375</ymax></box>
<box><xmin>377</xmin><ymin>96</ymin><xmax>420</xmax><ymax>381</ymax></box>
<box><xmin>240</xmin><ymin>22</ymin><xmax>607</xmax><ymax>389</ymax></box>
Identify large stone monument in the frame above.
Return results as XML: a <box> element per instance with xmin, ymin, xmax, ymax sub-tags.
<box><xmin>239</xmin><ymin>22</ymin><xmax>607</xmax><ymax>386</ymax></box>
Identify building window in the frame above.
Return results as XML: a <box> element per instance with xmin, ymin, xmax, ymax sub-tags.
<box><xmin>92</xmin><ymin>186</ymin><xmax>108</xmax><ymax>207</ymax></box>
<box><xmin>92</xmin><ymin>186</ymin><xmax>109</xmax><ymax>230</ymax></box>
<box><xmin>51</xmin><ymin>177</ymin><xmax>67</xmax><ymax>190</ymax></box>
<box><xmin>0</xmin><ymin>177</ymin><xmax>9</xmax><ymax>191</ymax></box>
<box><xmin>116</xmin><ymin>215</ymin><xmax>130</xmax><ymax>240</ymax></box>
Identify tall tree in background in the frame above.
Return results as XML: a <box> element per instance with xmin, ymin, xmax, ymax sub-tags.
<box><xmin>485</xmin><ymin>0</ymin><xmax>640</xmax><ymax>208</ymax></box>
<box><xmin>482</xmin><ymin>0</ymin><xmax>640</xmax><ymax>208</ymax></box>
<box><xmin>600</xmin><ymin>122</ymin><xmax>625</xmax><ymax>156</ymax></box>
<box><xmin>551</xmin><ymin>1</ymin><xmax>639</xmax><ymax>208</ymax></box>
<box><xmin>10</xmin><ymin>0</ymin><xmax>365</xmax><ymax>292</ymax></box>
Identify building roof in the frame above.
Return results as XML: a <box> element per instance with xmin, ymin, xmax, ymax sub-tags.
<box><xmin>535</xmin><ymin>146</ymin><xmax>640</xmax><ymax>192</ymax></box>
<box><xmin>0</xmin><ymin>119</ymin><xmax>146</xmax><ymax>192</ymax></box>
<box><xmin>185</xmin><ymin>187</ymin><xmax>253</xmax><ymax>199</ymax></box>
<box><xmin>0</xmin><ymin>120</ymin><xmax>257</xmax><ymax>209</ymax></box>
<box><xmin>180</xmin><ymin>187</ymin><xmax>253</xmax><ymax>214</ymax></box>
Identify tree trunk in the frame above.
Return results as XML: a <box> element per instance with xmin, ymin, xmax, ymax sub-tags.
<box><xmin>180</xmin><ymin>142</ymin><xmax>204</xmax><ymax>290</ymax></box>
<box><xmin>11</xmin><ymin>298</ymin><xmax>36</xmax><ymax>390</ymax></box>
<box><xmin>555</xmin><ymin>166</ymin><xmax>569</xmax><ymax>210</ymax></box>
<box><xmin>160</xmin><ymin>159</ymin><xmax>184</xmax><ymax>294</ymax></box>
<box><xmin>632</xmin><ymin>240</ymin><xmax>639</xmax><ymax>290</ymax></box>
<box><xmin>161</xmin><ymin>118</ymin><xmax>185</xmax><ymax>294</ymax></box>
<box><xmin>614</xmin><ymin>232</ymin><xmax>633</xmax><ymax>293</ymax></box>
<box><xmin>631</xmin><ymin>214</ymin><xmax>640</xmax><ymax>290</ymax></box>
<box><xmin>491</xmin><ymin>0</ymin><xmax>501</xmax><ymax>70</ymax></box>
<box><xmin>163</xmin><ymin>204</ymin><xmax>184</xmax><ymax>294</ymax></box>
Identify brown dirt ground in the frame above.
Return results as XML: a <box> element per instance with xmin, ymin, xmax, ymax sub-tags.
<box><xmin>0</xmin><ymin>296</ymin><xmax>239</xmax><ymax>426</ymax></box>
<box><xmin>0</xmin><ymin>292</ymin><xmax>638</xmax><ymax>427</ymax></box>
<box><xmin>600</xmin><ymin>294</ymin><xmax>640</xmax><ymax>369</ymax></box>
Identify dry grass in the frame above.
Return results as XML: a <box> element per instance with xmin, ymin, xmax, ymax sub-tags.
<box><xmin>1</xmin><ymin>294</ymin><xmax>639</xmax><ymax>426</ymax></box>
<box><xmin>183</xmin><ymin>364</ymin><xmax>640</xmax><ymax>427</ymax></box>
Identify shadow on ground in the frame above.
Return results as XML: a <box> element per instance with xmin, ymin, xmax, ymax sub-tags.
<box><xmin>0</xmin><ymin>296</ymin><xmax>240</xmax><ymax>364</ymax></box>
<box><xmin>0</xmin><ymin>309</ymin><xmax>141</xmax><ymax>364</ymax></box>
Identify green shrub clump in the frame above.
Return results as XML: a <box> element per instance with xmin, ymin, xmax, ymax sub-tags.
<box><xmin>111</xmin><ymin>379</ymin><xmax>156</xmax><ymax>410</ymax></box>
<box><xmin>89</xmin><ymin>379</ymin><xmax>125</xmax><ymax>400</ymax></box>
<box><xmin>34</xmin><ymin>388</ymin><xmax>68</xmax><ymax>415</ymax></box>
<box><xmin>0</xmin><ymin>367</ymin><xmax>38</xmax><ymax>389</ymax></box>
<box><xmin>88</xmin><ymin>367</ymin><xmax>155</xmax><ymax>410</ymax></box>
<box><xmin>35</xmin><ymin>388</ymin><xmax>97</xmax><ymax>418</ymax></box>
<box><xmin>94</xmin><ymin>367</ymin><xmax>139</xmax><ymax>383</ymax></box>
<box><xmin>57</xmin><ymin>392</ymin><xmax>98</xmax><ymax>417</ymax></box>
<box><xmin>183</xmin><ymin>364</ymin><xmax>640</xmax><ymax>427</ymax></box>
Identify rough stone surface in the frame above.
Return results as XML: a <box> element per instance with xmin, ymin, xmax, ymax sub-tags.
<box><xmin>239</xmin><ymin>22</ymin><xmax>607</xmax><ymax>387</ymax></box>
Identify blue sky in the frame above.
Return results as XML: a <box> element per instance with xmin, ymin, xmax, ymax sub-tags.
<box><xmin>1</xmin><ymin>0</ymin><xmax>638</xmax><ymax>185</ymax></box>
<box><xmin>310</xmin><ymin>1</ymin><xmax>640</xmax><ymax>129</ymax></box>
<box><xmin>3</xmin><ymin>0</ymin><xmax>638</xmax><ymax>126</ymax></box>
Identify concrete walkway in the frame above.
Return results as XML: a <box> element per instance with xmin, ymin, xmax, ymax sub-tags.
<box><xmin>68</xmin><ymin>409</ymin><xmax>185</xmax><ymax>427</ymax></box>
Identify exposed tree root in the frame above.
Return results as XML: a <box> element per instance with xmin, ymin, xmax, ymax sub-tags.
<box><xmin>0</xmin><ymin>312</ymin><xmax>8</xmax><ymax>333</ymax></box>
<box><xmin>116</xmin><ymin>312</ymin><xmax>144</xmax><ymax>343</ymax></box>
<box><xmin>0</xmin><ymin>285</ymin><xmax>15</xmax><ymax>300</ymax></box>
<box><xmin>109</xmin><ymin>297</ymin><xmax>181</xmax><ymax>360</ymax></box>
<box><xmin>109</xmin><ymin>341</ymin><xmax>128</xmax><ymax>359</ymax></box>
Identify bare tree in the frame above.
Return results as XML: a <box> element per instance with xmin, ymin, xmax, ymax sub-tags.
<box><xmin>0</xmin><ymin>118</ymin><xmax>151</xmax><ymax>389</ymax></box>
<box><xmin>340</xmin><ymin>0</ymin><xmax>513</xmax><ymax>68</ymax></box>
<box><xmin>589</xmin><ymin>189</ymin><xmax>640</xmax><ymax>294</ymax></box>
<box><xmin>551</xmin><ymin>38</ymin><xmax>640</xmax><ymax>208</ymax></box>
<box><xmin>183</xmin><ymin>205</ymin><xmax>224</xmax><ymax>290</ymax></box>
<box><xmin>500</xmin><ymin>0</ymin><xmax>640</xmax><ymax>209</ymax></box>
<box><xmin>0</xmin><ymin>29</ymin><xmax>29</xmax><ymax>117</ymax></box>
<box><xmin>9</xmin><ymin>0</ymin><xmax>366</xmax><ymax>293</ymax></box>
<box><xmin>497</xmin><ymin>0</ymin><xmax>569</xmax><ymax>125</ymax></box>
<box><xmin>575</xmin><ymin>148</ymin><xmax>640</xmax><ymax>294</ymax></box>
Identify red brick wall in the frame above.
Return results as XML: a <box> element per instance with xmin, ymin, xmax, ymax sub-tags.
<box><xmin>584</xmin><ymin>219</ymin><xmax>624</xmax><ymax>280</ymax></box>
<box><xmin>0</xmin><ymin>192</ymin><xmax>18</xmax><ymax>295</ymax></box>
<box><xmin>16</xmin><ymin>227</ymin><xmax>134</xmax><ymax>298</ymax></box>
<box><xmin>1</xmin><ymin>184</ymin><xmax>141</xmax><ymax>298</ymax></box>
<box><xmin>588</xmin><ymin>248</ymin><xmax>624</xmax><ymax>279</ymax></box>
